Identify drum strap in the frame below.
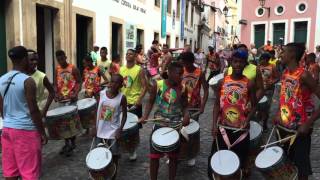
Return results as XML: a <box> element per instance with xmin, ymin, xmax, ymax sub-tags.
<box><xmin>219</xmin><ymin>127</ymin><xmax>248</xmax><ymax>150</ymax></box>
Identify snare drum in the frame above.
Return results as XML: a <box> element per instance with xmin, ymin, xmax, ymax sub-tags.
<box><xmin>258</xmin><ymin>96</ymin><xmax>268</xmax><ymax>109</ymax></box>
<box><xmin>46</xmin><ymin>106</ymin><xmax>82</xmax><ymax>139</ymax></box>
<box><xmin>255</xmin><ymin>146</ymin><xmax>298</xmax><ymax>180</ymax></box>
<box><xmin>118</xmin><ymin>112</ymin><xmax>140</xmax><ymax>153</ymax></box>
<box><xmin>210</xmin><ymin>150</ymin><xmax>242</xmax><ymax>180</ymax></box>
<box><xmin>86</xmin><ymin>147</ymin><xmax>116</xmax><ymax>180</ymax></box>
<box><xmin>179</xmin><ymin>120</ymin><xmax>200</xmax><ymax>160</ymax></box>
<box><xmin>151</xmin><ymin>127</ymin><xmax>180</xmax><ymax>153</ymax></box>
<box><xmin>77</xmin><ymin>98</ymin><xmax>97</xmax><ymax>129</ymax></box>
<box><xmin>209</xmin><ymin>73</ymin><xmax>224</xmax><ymax>86</ymax></box>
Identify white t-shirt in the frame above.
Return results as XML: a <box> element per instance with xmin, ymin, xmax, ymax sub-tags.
<box><xmin>96</xmin><ymin>90</ymin><xmax>123</xmax><ymax>139</ymax></box>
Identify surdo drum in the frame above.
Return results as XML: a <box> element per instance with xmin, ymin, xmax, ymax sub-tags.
<box><xmin>77</xmin><ymin>98</ymin><xmax>97</xmax><ymax>129</ymax></box>
<box><xmin>118</xmin><ymin>112</ymin><xmax>140</xmax><ymax>153</ymax></box>
<box><xmin>179</xmin><ymin>120</ymin><xmax>200</xmax><ymax>160</ymax></box>
<box><xmin>151</xmin><ymin>127</ymin><xmax>180</xmax><ymax>153</ymax></box>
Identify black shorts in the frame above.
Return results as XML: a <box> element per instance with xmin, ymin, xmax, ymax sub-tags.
<box><xmin>128</xmin><ymin>104</ymin><xmax>142</xmax><ymax>118</ymax></box>
<box><xmin>278</xmin><ymin>128</ymin><xmax>313</xmax><ymax>176</ymax></box>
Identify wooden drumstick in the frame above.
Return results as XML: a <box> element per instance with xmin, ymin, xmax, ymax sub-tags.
<box><xmin>264</xmin><ymin>126</ymin><xmax>275</xmax><ymax>150</ymax></box>
<box><xmin>260</xmin><ymin>135</ymin><xmax>296</xmax><ymax>148</ymax></box>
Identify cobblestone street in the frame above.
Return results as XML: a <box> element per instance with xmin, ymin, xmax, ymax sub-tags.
<box><xmin>1</xmin><ymin>90</ymin><xmax>320</xmax><ymax>180</ymax></box>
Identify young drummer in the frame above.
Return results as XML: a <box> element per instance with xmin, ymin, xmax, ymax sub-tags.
<box><xmin>54</xmin><ymin>50</ymin><xmax>82</xmax><ymax>156</ymax></box>
<box><xmin>82</xmin><ymin>55</ymin><xmax>108</xmax><ymax>98</ymax></box>
<box><xmin>180</xmin><ymin>52</ymin><xmax>209</xmax><ymax>166</ymax></box>
<box><xmin>94</xmin><ymin>74</ymin><xmax>127</xmax><ymax>180</ymax></box>
<box><xmin>258</xmin><ymin>53</ymin><xmax>279</xmax><ymax>130</ymax></box>
<box><xmin>139</xmin><ymin>62</ymin><xmax>190</xmax><ymax>180</ymax></box>
<box><xmin>275</xmin><ymin>43</ymin><xmax>320</xmax><ymax>180</ymax></box>
<box><xmin>209</xmin><ymin>49</ymin><xmax>257</xmax><ymax>179</ymax></box>
<box><xmin>305</xmin><ymin>53</ymin><xmax>320</xmax><ymax>84</ymax></box>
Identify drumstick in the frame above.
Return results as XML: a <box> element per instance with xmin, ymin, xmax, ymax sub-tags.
<box><xmin>162</xmin><ymin>128</ymin><xmax>176</xmax><ymax>135</ymax></box>
<box><xmin>191</xmin><ymin>111</ymin><xmax>201</xmax><ymax>118</ymax></box>
<box><xmin>260</xmin><ymin>135</ymin><xmax>296</xmax><ymax>148</ymax></box>
<box><xmin>264</xmin><ymin>126</ymin><xmax>275</xmax><ymax>150</ymax></box>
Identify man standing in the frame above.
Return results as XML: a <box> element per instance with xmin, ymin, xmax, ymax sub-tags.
<box><xmin>206</xmin><ymin>46</ymin><xmax>221</xmax><ymax>83</ymax></box>
<box><xmin>160</xmin><ymin>44</ymin><xmax>173</xmax><ymax>75</ymax></box>
<box><xmin>90</xmin><ymin>44</ymin><xmax>100</xmax><ymax>66</ymax></box>
<box><xmin>97</xmin><ymin>47</ymin><xmax>111</xmax><ymax>82</ymax></box>
<box><xmin>120</xmin><ymin>49</ymin><xmax>147</xmax><ymax>160</ymax></box>
<box><xmin>0</xmin><ymin>46</ymin><xmax>47</xmax><ymax>180</ymax></box>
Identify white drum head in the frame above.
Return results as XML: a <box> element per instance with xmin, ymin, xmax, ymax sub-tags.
<box><xmin>209</xmin><ymin>73</ymin><xmax>224</xmax><ymax>86</ymax></box>
<box><xmin>152</xmin><ymin>127</ymin><xmax>179</xmax><ymax>147</ymax></box>
<box><xmin>77</xmin><ymin>98</ymin><xmax>97</xmax><ymax>110</ymax></box>
<box><xmin>211</xmin><ymin>150</ymin><xmax>240</xmax><ymax>176</ymax></box>
<box><xmin>47</xmin><ymin>106</ymin><xmax>77</xmax><ymax>117</ymax></box>
<box><xmin>258</xmin><ymin>96</ymin><xmax>268</xmax><ymax>103</ymax></box>
<box><xmin>121</xmin><ymin>112</ymin><xmax>139</xmax><ymax>130</ymax></box>
<box><xmin>249</xmin><ymin>121</ymin><xmax>262</xmax><ymax>140</ymax></box>
<box><xmin>255</xmin><ymin>146</ymin><xmax>283</xmax><ymax>169</ymax></box>
<box><xmin>86</xmin><ymin>147</ymin><xmax>112</xmax><ymax>170</ymax></box>
<box><xmin>183</xmin><ymin>120</ymin><xmax>200</xmax><ymax>135</ymax></box>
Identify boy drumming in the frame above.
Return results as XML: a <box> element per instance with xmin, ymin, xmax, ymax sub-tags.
<box><xmin>180</xmin><ymin>52</ymin><xmax>209</xmax><ymax>166</ymax></box>
<box><xmin>94</xmin><ymin>74</ymin><xmax>127</xmax><ymax>180</ymax></box>
<box><xmin>54</xmin><ymin>50</ymin><xmax>82</xmax><ymax>156</ymax></box>
<box><xmin>82</xmin><ymin>55</ymin><xmax>108</xmax><ymax>98</ymax></box>
<box><xmin>275</xmin><ymin>43</ymin><xmax>320</xmax><ymax>180</ymax></box>
<box><xmin>139</xmin><ymin>62</ymin><xmax>190</xmax><ymax>180</ymax></box>
<box><xmin>209</xmin><ymin>49</ymin><xmax>257</xmax><ymax>179</ymax></box>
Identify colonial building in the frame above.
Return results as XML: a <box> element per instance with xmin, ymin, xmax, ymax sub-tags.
<box><xmin>238</xmin><ymin>0</ymin><xmax>320</xmax><ymax>50</ymax></box>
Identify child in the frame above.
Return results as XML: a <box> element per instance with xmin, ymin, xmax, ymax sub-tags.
<box><xmin>258</xmin><ymin>53</ymin><xmax>279</xmax><ymax>130</ymax></box>
<box><xmin>83</xmin><ymin>55</ymin><xmax>108</xmax><ymax>98</ymax></box>
<box><xmin>305</xmin><ymin>53</ymin><xmax>319</xmax><ymax>84</ymax></box>
<box><xmin>139</xmin><ymin>62</ymin><xmax>190</xmax><ymax>180</ymax></box>
<box><xmin>109</xmin><ymin>54</ymin><xmax>121</xmax><ymax>75</ymax></box>
<box><xmin>95</xmin><ymin>74</ymin><xmax>127</xmax><ymax>180</ymax></box>
<box><xmin>275</xmin><ymin>43</ymin><xmax>320</xmax><ymax>180</ymax></box>
<box><xmin>208</xmin><ymin>49</ymin><xmax>257</xmax><ymax>179</ymax></box>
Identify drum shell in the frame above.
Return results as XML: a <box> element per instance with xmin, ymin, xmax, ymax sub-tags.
<box><xmin>212</xmin><ymin>170</ymin><xmax>242</xmax><ymax>180</ymax></box>
<box><xmin>45</xmin><ymin>109</ymin><xmax>82</xmax><ymax>140</ymax></box>
<box><xmin>256</xmin><ymin>151</ymin><xmax>298</xmax><ymax>180</ymax></box>
<box><xmin>119</xmin><ymin>131</ymin><xmax>140</xmax><ymax>153</ymax></box>
<box><xmin>179</xmin><ymin>130</ymin><xmax>200</xmax><ymax>160</ymax></box>
<box><xmin>78</xmin><ymin>105</ymin><xmax>97</xmax><ymax>129</ymax></box>
<box><xmin>88</xmin><ymin>161</ymin><xmax>116</xmax><ymax>180</ymax></box>
<box><xmin>249</xmin><ymin>132</ymin><xmax>262</xmax><ymax>150</ymax></box>
<box><xmin>152</xmin><ymin>140</ymin><xmax>180</xmax><ymax>153</ymax></box>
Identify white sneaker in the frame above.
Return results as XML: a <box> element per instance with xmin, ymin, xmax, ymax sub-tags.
<box><xmin>187</xmin><ymin>158</ymin><xmax>196</xmax><ymax>166</ymax></box>
<box><xmin>129</xmin><ymin>151</ymin><xmax>137</xmax><ymax>161</ymax></box>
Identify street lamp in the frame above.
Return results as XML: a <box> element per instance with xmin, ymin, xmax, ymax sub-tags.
<box><xmin>259</xmin><ymin>0</ymin><xmax>271</xmax><ymax>17</ymax></box>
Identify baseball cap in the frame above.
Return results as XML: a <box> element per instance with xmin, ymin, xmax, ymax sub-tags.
<box><xmin>232</xmin><ymin>49</ymin><xmax>248</xmax><ymax>60</ymax></box>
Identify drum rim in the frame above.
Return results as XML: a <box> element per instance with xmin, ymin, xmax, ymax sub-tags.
<box><xmin>77</xmin><ymin>98</ymin><xmax>97</xmax><ymax>110</ymax></box>
<box><xmin>211</xmin><ymin>150</ymin><xmax>240</xmax><ymax>176</ymax></box>
<box><xmin>249</xmin><ymin>121</ymin><xmax>263</xmax><ymax>140</ymax></box>
<box><xmin>121</xmin><ymin>112</ymin><xmax>139</xmax><ymax>130</ymax></box>
<box><xmin>255</xmin><ymin>146</ymin><xmax>284</xmax><ymax>169</ymax></box>
<box><xmin>86</xmin><ymin>147</ymin><xmax>113</xmax><ymax>171</ymax></box>
<box><xmin>183</xmin><ymin>120</ymin><xmax>200</xmax><ymax>135</ymax></box>
<box><xmin>258</xmin><ymin>96</ymin><xmax>268</xmax><ymax>103</ymax></box>
<box><xmin>151</xmin><ymin>127</ymin><xmax>180</xmax><ymax>147</ymax></box>
<box><xmin>151</xmin><ymin>141</ymin><xmax>180</xmax><ymax>153</ymax></box>
<box><xmin>209</xmin><ymin>73</ymin><xmax>224</xmax><ymax>86</ymax></box>
<box><xmin>46</xmin><ymin>105</ymin><xmax>78</xmax><ymax>118</ymax></box>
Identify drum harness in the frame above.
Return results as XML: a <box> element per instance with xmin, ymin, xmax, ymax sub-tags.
<box><xmin>217</xmin><ymin>124</ymin><xmax>249</xmax><ymax>150</ymax></box>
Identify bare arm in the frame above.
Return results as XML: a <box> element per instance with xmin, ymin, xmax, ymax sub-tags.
<box><xmin>136</xmin><ymin>69</ymin><xmax>147</xmax><ymax>105</ymax></box>
<box><xmin>0</xmin><ymin>94</ymin><xmax>3</xmax><ymax>118</ymax></box>
<box><xmin>313</xmin><ymin>66</ymin><xmax>320</xmax><ymax>83</ymax></box>
<box><xmin>199</xmin><ymin>72</ymin><xmax>209</xmax><ymax>113</ymax></box>
<box><xmin>246</xmin><ymin>80</ymin><xmax>257</xmax><ymax>123</ymax></box>
<box><xmin>255</xmin><ymin>68</ymin><xmax>265</xmax><ymax>100</ymax></box>
<box><xmin>72</xmin><ymin>67</ymin><xmax>82</xmax><ymax>98</ymax></box>
<box><xmin>139</xmin><ymin>81</ymin><xmax>157</xmax><ymax>122</ymax></box>
<box><xmin>181</xmin><ymin>87</ymin><xmax>190</xmax><ymax>126</ymax></box>
<box><xmin>212</xmin><ymin>80</ymin><xmax>222</xmax><ymax>138</ymax></box>
<box><xmin>120</xmin><ymin>95</ymin><xmax>127</xmax><ymax>131</ymax></box>
<box><xmin>42</xmin><ymin>76</ymin><xmax>55</xmax><ymax>116</ymax></box>
<box><xmin>25</xmin><ymin>78</ymin><xmax>46</xmax><ymax>138</ymax></box>
<box><xmin>99</xmin><ymin>68</ymin><xmax>109</xmax><ymax>85</ymax></box>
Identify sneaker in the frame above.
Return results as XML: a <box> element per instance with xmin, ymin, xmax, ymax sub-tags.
<box><xmin>187</xmin><ymin>158</ymin><xmax>196</xmax><ymax>166</ymax></box>
<box><xmin>64</xmin><ymin>145</ymin><xmax>74</xmax><ymax>157</ymax></box>
<box><xmin>129</xmin><ymin>151</ymin><xmax>137</xmax><ymax>161</ymax></box>
<box><xmin>59</xmin><ymin>145</ymin><xmax>68</xmax><ymax>155</ymax></box>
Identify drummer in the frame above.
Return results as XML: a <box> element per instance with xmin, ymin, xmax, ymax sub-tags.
<box><xmin>209</xmin><ymin>49</ymin><xmax>257</xmax><ymax>179</ymax></box>
<box><xmin>94</xmin><ymin>74</ymin><xmax>127</xmax><ymax>180</ymax></box>
<box><xmin>274</xmin><ymin>43</ymin><xmax>320</xmax><ymax>180</ymax></box>
<box><xmin>139</xmin><ymin>62</ymin><xmax>190</xmax><ymax>180</ymax></box>
<box><xmin>180</xmin><ymin>52</ymin><xmax>208</xmax><ymax>166</ymax></box>
<box><xmin>54</xmin><ymin>50</ymin><xmax>82</xmax><ymax>156</ymax></box>
<box><xmin>27</xmin><ymin>50</ymin><xmax>55</xmax><ymax>117</ymax></box>
<box><xmin>119</xmin><ymin>49</ymin><xmax>147</xmax><ymax>161</ymax></box>
<box><xmin>82</xmin><ymin>55</ymin><xmax>108</xmax><ymax>98</ymax></box>
<box><xmin>257</xmin><ymin>53</ymin><xmax>279</xmax><ymax>130</ymax></box>
<box><xmin>206</xmin><ymin>46</ymin><xmax>221</xmax><ymax>83</ymax></box>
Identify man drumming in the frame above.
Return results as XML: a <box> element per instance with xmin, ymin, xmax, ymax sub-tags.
<box><xmin>139</xmin><ymin>62</ymin><xmax>190</xmax><ymax>180</ymax></box>
<box><xmin>119</xmin><ymin>49</ymin><xmax>147</xmax><ymax>161</ymax></box>
<box><xmin>54</xmin><ymin>50</ymin><xmax>82</xmax><ymax>156</ymax></box>
<box><xmin>180</xmin><ymin>52</ymin><xmax>209</xmax><ymax>166</ymax></box>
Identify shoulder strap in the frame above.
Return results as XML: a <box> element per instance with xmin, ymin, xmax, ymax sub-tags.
<box><xmin>3</xmin><ymin>72</ymin><xmax>20</xmax><ymax>98</ymax></box>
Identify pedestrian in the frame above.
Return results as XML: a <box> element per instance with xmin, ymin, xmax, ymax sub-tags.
<box><xmin>119</xmin><ymin>49</ymin><xmax>147</xmax><ymax>161</ymax></box>
<box><xmin>315</xmin><ymin>45</ymin><xmax>320</xmax><ymax>65</ymax></box>
<box><xmin>160</xmin><ymin>44</ymin><xmax>173</xmax><ymax>76</ymax></box>
<box><xmin>27</xmin><ymin>50</ymin><xmax>55</xmax><ymax>117</ymax></box>
<box><xmin>97</xmin><ymin>47</ymin><xmax>111</xmax><ymax>82</ymax></box>
<box><xmin>194</xmin><ymin>48</ymin><xmax>206</xmax><ymax>71</ymax></box>
<box><xmin>147</xmin><ymin>40</ymin><xmax>159</xmax><ymax>60</ymax></box>
<box><xmin>94</xmin><ymin>74</ymin><xmax>127</xmax><ymax>180</ymax></box>
<box><xmin>206</xmin><ymin>46</ymin><xmax>221</xmax><ymax>83</ymax></box>
<box><xmin>209</xmin><ymin>49</ymin><xmax>257</xmax><ymax>179</ymax></box>
<box><xmin>90</xmin><ymin>44</ymin><xmax>100</xmax><ymax>66</ymax></box>
<box><xmin>257</xmin><ymin>53</ymin><xmax>279</xmax><ymax>130</ymax></box>
<box><xmin>180</xmin><ymin>52</ymin><xmax>209</xmax><ymax>166</ymax></box>
<box><xmin>263</xmin><ymin>40</ymin><xmax>273</xmax><ymax>52</ymax></box>
<box><xmin>275</xmin><ymin>42</ymin><xmax>320</xmax><ymax>180</ymax></box>
<box><xmin>305</xmin><ymin>53</ymin><xmax>320</xmax><ymax>84</ymax></box>
<box><xmin>54</xmin><ymin>49</ymin><xmax>82</xmax><ymax>156</ymax></box>
<box><xmin>183</xmin><ymin>44</ymin><xmax>192</xmax><ymax>53</ymax></box>
<box><xmin>82</xmin><ymin>55</ymin><xmax>108</xmax><ymax>98</ymax></box>
<box><xmin>109</xmin><ymin>54</ymin><xmax>121</xmax><ymax>75</ymax></box>
<box><xmin>139</xmin><ymin>62</ymin><xmax>190</xmax><ymax>180</ymax></box>
<box><xmin>135</xmin><ymin>44</ymin><xmax>147</xmax><ymax>66</ymax></box>
<box><xmin>0</xmin><ymin>46</ymin><xmax>48</xmax><ymax>180</ymax></box>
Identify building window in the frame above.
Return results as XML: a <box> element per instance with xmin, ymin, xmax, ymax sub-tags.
<box><xmin>167</xmin><ymin>0</ymin><xmax>172</xmax><ymax>14</ymax></box>
<box><xmin>154</xmin><ymin>32</ymin><xmax>159</xmax><ymax>41</ymax></box>
<box><xmin>256</xmin><ymin>7</ymin><xmax>265</xmax><ymax>17</ymax></box>
<box><xmin>191</xmin><ymin>5</ymin><xmax>194</xmax><ymax>26</ymax></box>
<box><xmin>175</xmin><ymin>37</ymin><xmax>179</xmax><ymax>48</ymax></box>
<box><xmin>177</xmin><ymin>0</ymin><xmax>181</xmax><ymax>18</ymax></box>
<box><xmin>166</xmin><ymin>35</ymin><xmax>171</xmax><ymax>47</ymax></box>
<box><xmin>155</xmin><ymin>0</ymin><xmax>160</xmax><ymax>7</ymax></box>
<box><xmin>294</xmin><ymin>21</ymin><xmax>308</xmax><ymax>44</ymax></box>
<box><xmin>296</xmin><ymin>2</ymin><xmax>308</xmax><ymax>14</ymax></box>
<box><xmin>274</xmin><ymin>5</ymin><xmax>285</xmax><ymax>16</ymax></box>
<box><xmin>185</xmin><ymin>1</ymin><xmax>189</xmax><ymax>25</ymax></box>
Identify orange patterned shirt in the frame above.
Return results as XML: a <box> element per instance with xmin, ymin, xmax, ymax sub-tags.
<box><xmin>83</xmin><ymin>66</ymin><xmax>101</xmax><ymax>96</ymax></box>
<box><xmin>56</xmin><ymin>64</ymin><xmax>77</xmax><ymax>100</ymax></box>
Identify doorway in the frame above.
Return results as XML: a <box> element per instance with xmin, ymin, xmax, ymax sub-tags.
<box><xmin>0</xmin><ymin>0</ymin><xmax>7</xmax><ymax>75</ymax></box>
<box><xmin>294</xmin><ymin>21</ymin><xmax>307</xmax><ymax>44</ymax></box>
<box><xmin>254</xmin><ymin>24</ymin><xmax>265</xmax><ymax>49</ymax></box>
<box><xmin>166</xmin><ymin>35</ymin><xmax>170</xmax><ymax>47</ymax></box>
<box><xmin>111</xmin><ymin>22</ymin><xmax>123</xmax><ymax>59</ymax></box>
<box><xmin>136</xmin><ymin>28</ymin><xmax>144</xmax><ymax>46</ymax></box>
<box><xmin>273</xmin><ymin>23</ymin><xmax>285</xmax><ymax>46</ymax></box>
<box><xmin>154</xmin><ymin>32</ymin><xmax>159</xmax><ymax>41</ymax></box>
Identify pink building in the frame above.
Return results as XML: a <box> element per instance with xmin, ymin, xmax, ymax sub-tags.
<box><xmin>239</xmin><ymin>0</ymin><xmax>320</xmax><ymax>51</ymax></box>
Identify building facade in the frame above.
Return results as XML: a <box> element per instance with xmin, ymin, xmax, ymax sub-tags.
<box><xmin>239</xmin><ymin>0</ymin><xmax>320</xmax><ymax>50</ymax></box>
<box><xmin>0</xmin><ymin>0</ymin><xmax>203</xmax><ymax>78</ymax></box>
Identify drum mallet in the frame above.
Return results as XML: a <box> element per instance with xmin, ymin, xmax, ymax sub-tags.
<box><xmin>260</xmin><ymin>135</ymin><xmax>296</xmax><ymax>148</ymax></box>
